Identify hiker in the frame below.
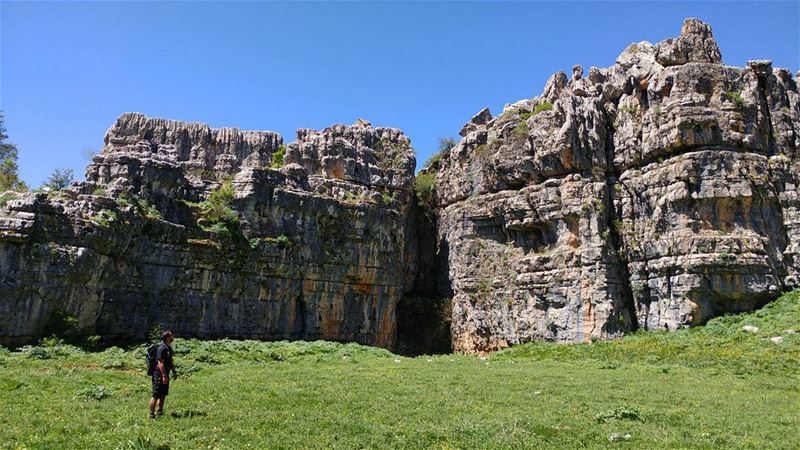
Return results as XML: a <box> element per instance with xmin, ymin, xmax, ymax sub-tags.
<box><xmin>149</xmin><ymin>330</ymin><xmax>178</xmax><ymax>419</ymax></box>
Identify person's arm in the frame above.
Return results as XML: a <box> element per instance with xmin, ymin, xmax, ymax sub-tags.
<box><xmin>157</xmin><ymin>358</ymin><xmax>168</xmax><ymax>384</ymax></box>
<box><xmin>155</xmin><ymin>345</ymin><xmax>169</xmax><ymax>384</ymax></box>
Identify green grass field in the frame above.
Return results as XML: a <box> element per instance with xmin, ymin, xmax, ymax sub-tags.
<box><xmin>1</xmin><ymin>291</ymin><xmax>799</xmax><ymax>449</ymax></box>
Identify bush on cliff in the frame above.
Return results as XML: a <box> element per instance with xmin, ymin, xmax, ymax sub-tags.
<box><xmin>414</xmin><ymin>172</ymin><xmax>436</xmax><ymax>207</ymax></box>
<box><xmin>198</xmin><ymin>180</ymin><xmax>239</xmax><ymax>227</ymax></box>
<box><xmin>270</xmin><ymin>145</ymin><xmax>285</xmax><ymax>169</ymax></box>
<box><xmin>423</xmin><ymin>137</ymin><xmax>456</xmax><ymax>168</ymax></box>
<box><xmin>42</xmin><ymin>167</ymin><xmax>74</xmax><ymax>191</ymax></box>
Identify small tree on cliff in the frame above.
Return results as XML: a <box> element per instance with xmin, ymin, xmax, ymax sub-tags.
<box><xmin>199</xmin><ymin>179</ymin><xmax>239</xmax><ymax>226</ymax></box>
<box><xmin>43</xmin><ymin>167</ymin><xmax>74</xmax><ymax>191</ymax></box>
<box><xmin>0</xmin><ymin>112</ymin><xmax>27</xmax><ymax>192</ymax></box>
<box><xmin>423</xmin><ymin>137</ymin><xmax>457</xmax><ymax>168</ymax></box>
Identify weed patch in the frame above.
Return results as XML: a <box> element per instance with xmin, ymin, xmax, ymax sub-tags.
<box><xmin>595</xmin><ymin>406</ymin><xmax>644</xmax><ymax>423</ymax></box>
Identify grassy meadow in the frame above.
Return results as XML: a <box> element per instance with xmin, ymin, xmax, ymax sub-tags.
<box><xmin>1</xmin><ymin>291</ymin><xmax>799</xmax><ymax>449</ymax></box>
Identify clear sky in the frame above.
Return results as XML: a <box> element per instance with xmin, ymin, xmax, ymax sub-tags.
<box><xmin>2</xmin><ymin>1</ymin><xmax>798</xmax><ymax>187</ymax></box>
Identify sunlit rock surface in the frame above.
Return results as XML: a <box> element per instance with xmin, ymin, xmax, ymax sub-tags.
<box><xmin>0</xmin><ymin>114</ymin><xmax>416</xmax><ymax>348</ymax></box>
<box><xmin>432</xmin><ymin>18</ymin><xmax>800</xmax><ymax>353</ymax></box>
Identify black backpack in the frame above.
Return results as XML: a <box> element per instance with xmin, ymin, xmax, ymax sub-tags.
<box><xmin>146</xmin><ymin>343</ymin><xmax>160</xmax><ymax>376</ymax></box>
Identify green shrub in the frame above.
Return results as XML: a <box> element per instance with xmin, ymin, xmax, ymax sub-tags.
<box><xmin>275</xmin><ymin>234</ymin><xmax>292</xmax><ymax>248</ymax></box>
<box><xmin>618</xmin><ymin>104</ymin><xmax>638</xmax><ymax>116</ymax></box>
<box><xmin>43</xmin><ymin>167</ymin><xmax>74</xmax><ymax>191</ymax></box>
<box><xmin>101</xmin><ymin>358</ymin><xmax>126</xmax><ymax>370</ymax></box>
<box><xmin>75</xmin><ymin>384</ymin><xmax>112</xmax><ymax>401</ymax></box>
<box><xmin>84</xmin><ymin>335</ymin><xmax>102</xmax><ymax>349</ymax></box>
<box><xmin>270</xmin><ymin>145</ymin><xmax>286</xmax><ymax>169</ymax></box>
<box><xmin>513</xmin><ymin>121</ymin><xmax>529</xmax><ymax>141</ymax></box>
<box><xmin>202</xmin><ymin>222</ymin><xmax>231</xmax><ymax>239</ymax></box>
<box><xmin>595</xmin><ymin>406</ymin><xmax>644</xmax><ymax>423</ymax></box>
<box><xmin>198</xmin><ymin>180</ymin><xmax>239</xmax><ymax>227</ymax></box>
<box><xmin>259</xmin><ymin>234</ymin><xmax>293</xmax><ymax>249</ymax></box>
<box><xmin>144</xmin><ymin>205</ymin><xmax>162</xmax><ymax>220</ymax></box>
<box><xmin>424</xmin><ymin>137</ymin><xmax>457</xmax><ymax>168</ymax></box>
<box><xmin>91</xmin><ymin>209</ymin><xmax>117</xmax><ymax>227</ymax></box>
<box><xmin>39</xmin><ymin>336</ymin><xmax>65</xmax><ymax>348</ymax></box>
<box><xmin>414</xmin><ymin>172</ymin><xmax>436</xmax><ymax>207</ymax></box>
<box><xmin>91</xmin><ymin>187</ymin><xmax>108</xmax><ymax>196</ymax></box>
<box><xmin>149</xmin><ymin>325</ymin><xmax>165</xmax><ymax>344</ymax></box>
<box><xmin>725</xmin><ymin>90</ymin><xmax>745</xmax><ymax>109</ymax></box>
<box><xmin>26</xmin><ymin>347</ymin><xmax>51</xmax><ymax>360</ymax></box>
<box><xmin>424</xmin><ymin>152</ymin><xmax>444</xmax><ymax>168</ymax></box>
<box><xmin>533</xmin><ymin>102</ymin><xmax>553</xmax><ymax>115</ymax></box>
<box><xmin>0</xmin><ymin>192</ymin><xmax>17</xmax><ymax>207</ymax></box>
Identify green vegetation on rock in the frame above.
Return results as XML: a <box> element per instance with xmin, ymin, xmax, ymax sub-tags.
<box><xmin>533</xmin><ymin>101</ymin><xmax>553</xmax><ymax>115</ymax></box>
<box><xmin>0</xmin><ymin>192</ymin><xmax>16</xmax><ymax>207</ymax></box>
<box><xmin>117</xmin><ymin>192</ymin><xmax>163</xmax><ymax>221</ymax></box>
<box><xmin>270</xmin><ymin>145</ymin><xmax>285</xmax><ymax>169</ymax></box>
<box><xmin>414</xmin><ymin>172</ymin><xmax>436</xmax><ymax>207</ymax></box>
<box><xmin>91</xmin><ymin>209</ymin><xmax>118</xmax><ymax>227</ymax></box>
<box><xmin>424</xmin><ymin>137</ymin><xmax>457</xmax><ymax>168</ymax></box>
<box><xmin>43</xmin><ymin>168</ymin><xmax>74</xmax><ymax>191</ymax></box>
<box><xmin>725</xmin><ymin>90</ymin><xmax>745</xmax><ymax>109</ymax></box>
<box><xmin>198</xmin><ymin>180</ymin><xmax>239</xmax><ymax>229</ymax></box>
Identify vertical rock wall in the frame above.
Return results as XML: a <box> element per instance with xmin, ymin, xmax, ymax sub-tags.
<box><xmin>433</xmin><ymin>18</ymin><xmax>800</xmax><ymax>353</ymax></box>
<box><xmin>0</xmin><ymin>114</ymin><xmax>416</xmax><ymax>349</ymax></box>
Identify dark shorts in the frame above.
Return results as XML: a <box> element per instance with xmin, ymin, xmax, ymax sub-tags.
<box><xmin>152</xmin><ymin>371</ymin><xmax>169</xmax><ymax>398</ymax></box>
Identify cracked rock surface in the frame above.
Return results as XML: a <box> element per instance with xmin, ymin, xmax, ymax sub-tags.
<box><xmin>1</xmin><ymin>115</ymin><xmax>416</xmax><ymax>349</ymax></box>
<box><xmin>431</xmin><ymin>18</ymin><xmax>800</xmax><ymax>353</ymax></box>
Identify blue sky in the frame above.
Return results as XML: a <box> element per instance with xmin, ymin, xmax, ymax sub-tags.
<box><xmin>2</xmin><ymin>1</ymin><xmax>798</xmax><ymax>187</ymax></box>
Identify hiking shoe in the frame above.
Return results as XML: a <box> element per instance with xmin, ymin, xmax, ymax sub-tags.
<box><xmin>149</xmin><ymin>413</ymin><xmax>156</xmax><ymax>420</ymax></box>
<box><xmin>156</xmin><ymin>410</ymin><xmax>164</xmax><ymax>417</ymax></box>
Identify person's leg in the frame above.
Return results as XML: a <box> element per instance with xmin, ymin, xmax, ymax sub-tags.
<box><xmin>149</xmin><ymin>396</ymin><xmax>157</xmax><ymax>418</ymax></box>
<box><xmin>156</xmin><ymin>396</ymin><xmax>165</xmax><ymax>415</ymax></box>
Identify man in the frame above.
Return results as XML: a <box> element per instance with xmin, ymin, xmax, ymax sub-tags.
<box><xmin>149</xmin><ymin>330</ymin><xmax>178</xmax><ymax>419</ymax></box>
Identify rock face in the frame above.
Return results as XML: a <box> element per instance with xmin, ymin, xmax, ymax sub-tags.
<box><xmin>1</xmin><ymin>18</ymin><xmax>798</xmax><ymax>355</ymax></box>
<box><xmin>0</xmin><ymin>114</ymin><xmax>416</xmax><ymax>348</ymax></box>
<box><xmin>432</xmin><ymin>18</ymin><xmax>800</xmax><ymax>353</ymax></box>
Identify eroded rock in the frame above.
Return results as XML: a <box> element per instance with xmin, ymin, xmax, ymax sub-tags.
<box><xmin>431</xmin><ymin>18</ymin><xmax>800</xmax><ymax>353</ymax></box>
<box><xmin>0</xmin><ymin>116</ymin><xmax>416</xmax><ymax>349</ymax></box>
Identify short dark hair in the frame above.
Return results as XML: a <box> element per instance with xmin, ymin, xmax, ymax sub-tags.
<box><xmin>161</xmin><ymin>330</ymin><xmax>174</xmax><ymax>342</ymax></box>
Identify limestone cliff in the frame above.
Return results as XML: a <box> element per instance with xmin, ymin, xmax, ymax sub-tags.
<box><xmin>431</xmin><ymin>18</ymin><xmax>800</xmax><ymax>353</ymax></box>
<box><xmin>1</xmin><ymin>18</ymin><xmax>798</xmax><ymax>355</ymax></box>
<box><xmin>0</xmin><ymin>114</ymin><xmax>416</xmax><ymax>348</ymax></box>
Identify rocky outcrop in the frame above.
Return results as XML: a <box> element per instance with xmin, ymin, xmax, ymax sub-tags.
<box><xmin>0</xmin><ymin>114</ymin><xmax>416</xmax><ymax>348</ymax></box>
<box><xmin>431</xmin><ymin>18</ymin><xmax>800</xmax><ymax>353</ymax></box>
<box><xmin>1</xmin><ymin>18</ymin><xmax>797</xmax><ymax>355</ymax></box>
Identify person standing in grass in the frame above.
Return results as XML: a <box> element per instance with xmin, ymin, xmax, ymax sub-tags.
<box><xmin>149</xmin><ymin>330</ymin><xmax>178</xmax><ymax>419</ymax></box>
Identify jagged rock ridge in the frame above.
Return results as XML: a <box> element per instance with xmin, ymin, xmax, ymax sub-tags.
<box><xmin>1</xmin><ymin>114</ymin><xmax>417</xmax><ymax>348</ymax></box>
<box><xmin>432</xmin><ymin>18</ymin><xmax>800</xmax><ymax>353</ymax></box>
